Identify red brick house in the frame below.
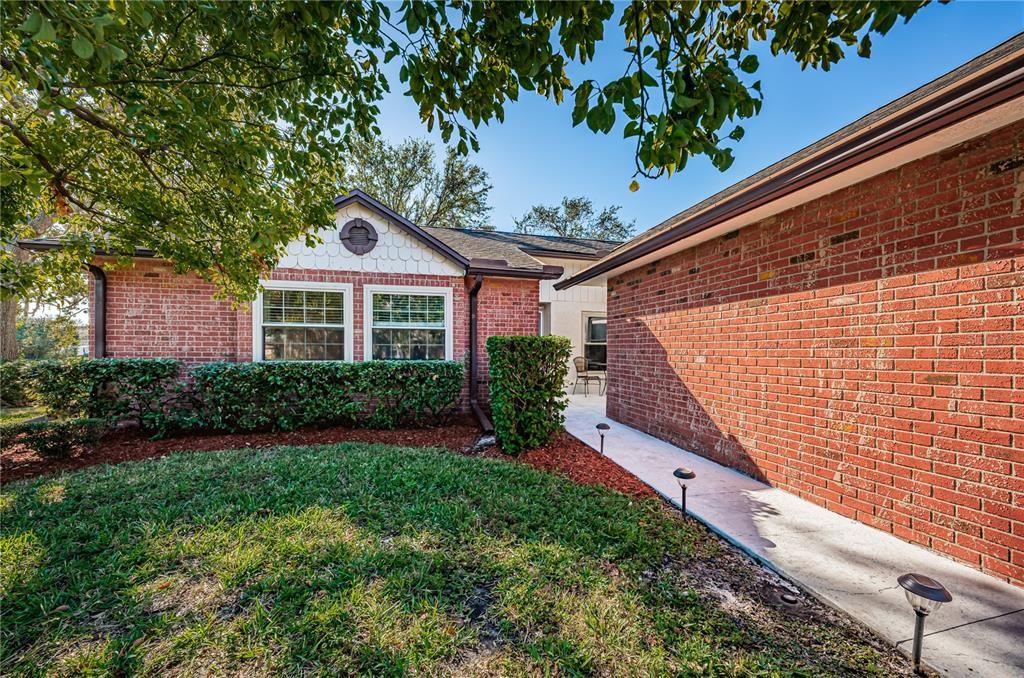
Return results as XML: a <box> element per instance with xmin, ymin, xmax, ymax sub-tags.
<box><xmin>557</xmin><ymin>38</ymin><xmax>1024</xmax><ymax>586</ymax></box>
<box><xmin>20</xmin><ymin>189</ymin><xmax>617</xmax><ymax>427</ymax></box>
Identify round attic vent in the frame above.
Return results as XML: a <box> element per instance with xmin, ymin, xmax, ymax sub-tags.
<box><xmin>340</xmin><ymin>218</ymin><xmax>378</xmax><ymax>255</ymax></box>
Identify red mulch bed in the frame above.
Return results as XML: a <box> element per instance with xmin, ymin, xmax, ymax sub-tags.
<box><xmin>3</xmin><ymin>420</ymin><xmax>656</xmax><ymax>500</ymax></box>
<box><xmin>484</xmin><ymin>430</ymin><xmax>657</xmax><ymax>499</ymax></box>
<box><xmin>1</xmin><ymin>417</ymin><xmax>482</xmax><ymax>484</ymax></box>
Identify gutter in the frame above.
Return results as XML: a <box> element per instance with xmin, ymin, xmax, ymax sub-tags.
<box><xmin>85</xmin><ymin>264</ymin><xmax>107</xmax><ymax>358</ymax></box>
<box><xmin>466</xmin><ymin>273</ymin><xmax>494</xmax><ymax>434</ymax></box>
<box><xmin>555</xmin><ymin>48</ymin><xmax>1024</xmax><ymax>291</ymax></box>
<box><xmin>466</xmin><ymin>259</ymin><xmax>564</xmax><ymax>280</ymax></box>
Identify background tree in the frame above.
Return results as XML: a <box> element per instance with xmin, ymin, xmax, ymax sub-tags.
<box><xmin>0</xmin><ymin>214</ymin><xmax>85</xmax><ymax>359</ymax></box>
<box><xmin>345</xmin><ymin>137</ymin><xmax>492</xmax><ymax>230</ymax></box>
<box><xmin>16</xmin><ymin>314</ymin><xmax>81</xmax><ymax>359</ymax></box>
<box><xmin>515</xmin><ymin>197</ymin><xmax>634</xmax><ymax>242</ymax></box>
<box><xmin>2</xmin><ymin>1</ymin><xmax>929</xmax><ymax>302</ymax></box>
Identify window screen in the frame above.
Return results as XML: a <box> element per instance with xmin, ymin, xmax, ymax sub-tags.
<box><xmin>262</xmin><ymin>288</ymin><xmax>345</xmax><ymax>360</ymax></box>
<box><xmin>370</xmin><ymin>293</ymin><xmax>446</xmax><ymax>360</ymax></box>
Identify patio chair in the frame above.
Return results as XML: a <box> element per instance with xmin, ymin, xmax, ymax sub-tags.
<box><xmin>572</xmin><ymin>356</ymin><xmax>604</xmax><ymax>396</ymax></box>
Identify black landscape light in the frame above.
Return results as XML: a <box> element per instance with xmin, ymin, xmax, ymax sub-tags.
<box><xmin>673</xmin><ymin>467</ymin><xmax>696</xmax><ymax>515</ymax></box>
<box><xmin>898</xmin><ymin>573</ymin><xmax>952</xmax><ymax>675</ymax></box>
<box><xmin>596</xmin><ymin>423</ymin><xmax>610</xmax><ymax>455</ymax></box>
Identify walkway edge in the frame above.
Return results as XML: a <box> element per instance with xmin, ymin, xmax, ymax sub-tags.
<box><xmin>564</xmin><ymin>427</ymin><xmax>942</xmax><ymax>674</ymax></box>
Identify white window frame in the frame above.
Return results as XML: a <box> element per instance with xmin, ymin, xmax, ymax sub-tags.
<box><xmin>251</xmin><ymin>279</ymin><xmax>354</xmax><ymax>362</ymax></box>
<box><xmin>363</xmin><ymin>284</ymin><xmax>454</xmax><ymax>361</ymax></box>
<box><xmin>582</xmin><ymin>313</ymin><xmax>607</xmax><ymax>368</ymax></box>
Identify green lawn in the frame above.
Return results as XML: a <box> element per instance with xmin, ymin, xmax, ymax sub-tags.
<box><xmin>0</xmin><ymin>406</ymin><xmax>46</xmax><ymax>426</ymax></box>
<box><xmin>1</xmin><ymin>443</ymin><xmax>901</xmax><ymax>676</ymax></box>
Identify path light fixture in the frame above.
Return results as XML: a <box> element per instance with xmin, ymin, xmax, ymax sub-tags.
<box><xmin>673</xmin><ymin>467</ymin><xmax>696</xmax><ymax>515</ymax></box>
<box><xmin>596</xmin><ymin>423</ymin><xmax>610</xmax><ymax>455</ymax></box>
<box><xmin>898</xmin><ymin>573</ymin><xmax>952</xmax><ymax>675</ymax></box>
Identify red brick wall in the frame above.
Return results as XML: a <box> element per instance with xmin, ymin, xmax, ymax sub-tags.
<box><xmin>473</xmin><ymin>277</ymin><xmax>541</xmax><ymax>400</ymax></box>
<box><xmin>94</xmin><ymin>263</ymin><xmax>539</xmax><ymax>406</ymax></box>
<box><xmin>99</xmin><ymin>259</ymin><xmax>251</xmax><ymax>362</ymax></box>
<box><xmin>607</xmin><ymin>120</ymin><xmax>1024</xmax><ymax>586</ymax></box>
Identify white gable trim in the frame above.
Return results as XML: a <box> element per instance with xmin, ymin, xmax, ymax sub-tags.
<box><xmin>277</xmin><ymin>203</ymin><xmax>465</xmax><ymax>276</ymax></box>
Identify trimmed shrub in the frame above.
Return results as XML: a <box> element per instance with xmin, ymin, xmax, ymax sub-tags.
<box><xmin>2</xmin><ymin>358</ymin><xmax>463</xmax><ymax>437</ymax></box>
<box><xmin>487</xmin><ymin>336</ymin><xmax>571</xmax><ymax>454</ymax></box>
<box><xmin>0</xmin><ymin>361</ymin><xmax>35</xmax><ymax>407</ymax></box>
<box><xmin>0</xmin><ymin>418</ymin><xmax>105</xmax><ymax>458</ymax></box>
<box><xmin>29</xmin><ymin>358</ymin><xmax>181</xmax><ymax>430</ymax></box>
<box><xmin>186</xmin><ymin>360</ymin><xmax>464</xmax><ymax>433</ymax></box>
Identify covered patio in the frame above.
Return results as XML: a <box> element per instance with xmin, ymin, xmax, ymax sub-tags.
<box><xmin>564</xmin><ymin>393</ymin><xmax>1024</xmax><ymax>677</ymax></box>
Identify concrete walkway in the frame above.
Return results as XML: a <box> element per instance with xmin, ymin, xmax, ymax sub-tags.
<box><xmin>564</xmin><ymin>393</ymin><xmax>1024</xmax><ymax>677</ymax></box>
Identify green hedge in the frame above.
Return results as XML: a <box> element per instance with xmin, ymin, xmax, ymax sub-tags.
<box><xmin>0</xmin><ymin>361</ymin><xmax>34</xmax><ymax>407</ymax></box>
<box><xmin>0</xmin><ymin>418</ymin><xmax>105</xmax><ymax>458</ymax></box>
<box><xmin>487</xmin><ymin>336</ymin><xmax>571</xmax><ymax>454</ymax></box>
<box><xmin>185</xmin><ymin>360</ymin><xmax>464</xmax><ymax>432</ymax></box>
<box><xmin>0</xmin><ymin>358</ymin><xmax>464</xmax><ymax>437</ymax></box>
<box><xmin>29</xmin><ymin>358</ymin><xmax>181</xmax><ymax>430</ymax></box>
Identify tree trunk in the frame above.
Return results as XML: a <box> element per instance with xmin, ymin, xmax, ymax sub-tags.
<box><xmin>0</xmin><ymin>297</ymin><xmax>18</xmax><ymax>360</ymax></box>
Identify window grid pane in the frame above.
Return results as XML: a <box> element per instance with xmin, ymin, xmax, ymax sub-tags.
<box><xmin>370</xmin><ymin>293</ymin><xmax>446</xmax><ymax>360</ymax></box>
<box><xmin>262</xmin><ymin>288</ymin><xmax>346</xmax><ymax>361</ymax></box>
<box><xmin>587</xmin><ymin>318</ymin><xmax>607</xmax><ymax>343</ymax></box>
<box><xmin>372</xmin><ymin>293</ymin><xmax>445</xmax><ymax>328</ymax></box>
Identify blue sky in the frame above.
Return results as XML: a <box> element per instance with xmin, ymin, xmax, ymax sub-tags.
<box><xmin>374</xmin><ymin>2</ymin><xmax>1023</xmax><ymax>235</ymax></box>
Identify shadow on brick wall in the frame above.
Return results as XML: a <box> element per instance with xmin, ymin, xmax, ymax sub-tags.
<box><xmin>607</xmin><ymin>320</ymin><xmax>769</xmax><ymax>484</ymax></box>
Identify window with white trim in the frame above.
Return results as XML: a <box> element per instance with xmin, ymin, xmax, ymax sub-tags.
<box><xmin>369</xmin><ymin>292</ymin><xmax>446</xmax><ymax>360</ymax></box>
<box><xmin>584</xmin><ymin>315</ymin><xmax>607</xmax><ymax>369</ymax></box>
<box><xmin>261</xmin><ymin>288</ymin><xmax>346</xmax><ymax>360</ymax></box>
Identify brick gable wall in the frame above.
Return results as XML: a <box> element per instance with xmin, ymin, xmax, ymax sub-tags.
<box><xmin>607</xmin><ymin>120</ymin><xmax>1024</xmax><ymax>586</ymax></box>
<box><xmin>93</xmin><ymin>263</ymin><xmax>539</xmax><ymax>407</ymax></box>
<box><xmin>474</xmin><ymin>277</ymin><xmax>542</xmax><ymax>399</ymax></box>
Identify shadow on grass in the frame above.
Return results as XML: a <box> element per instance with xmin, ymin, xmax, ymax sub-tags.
<box><xmin>1</xmin><ymin>443</ymin><xmax>907</xmax><ymax>676</ymax></box>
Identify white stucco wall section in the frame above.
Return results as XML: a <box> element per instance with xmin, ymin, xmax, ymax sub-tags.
<box><xmin>276</xmin><ymin>203</ymin><xmax>464</xmax><ymax>276</ymax></box>
<box><xmin>536</xmin><ymin>256</ymin><xmax>608</xmax><ymax>382</ymax></box>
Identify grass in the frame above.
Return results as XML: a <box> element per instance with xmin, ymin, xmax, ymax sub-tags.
<box><xmin>1</xmin><ymin>443</ymin><xmax>899</xmax><ymax>676</ymax></box>
<box><xmin>0</xmin><ymin>406</ymin><xmax>46</xmax><ymax>426</ymax></box>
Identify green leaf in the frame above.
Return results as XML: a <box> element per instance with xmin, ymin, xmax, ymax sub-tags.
<box><xmin>72</xmin><ymin>36</ymin><xmax>94</xmax><ymax>59</ymax></box>
<box><xmin>33</xmin><ymin>18</ymin><xmax>57</xmax><ymax>43</ymax></box>
<box><xmin>740</xmin><ymin>55</ymin><xmax>759</xmax><ymax>73</ymax></box>
<box><xmin>19</xmin><ymin>12</ymin><xmax>41</xmax><ymax>35</ymax></box>
<box><xmin>857</xmin><ymin>34</ymin><xmax>872</xmax><ymax>58</ymax></box>
<box><xmin>572</xmin><ymin>101</ymin><xmax>588</xmax><ymax>127</ymax></box>
<box><xmin>673</xmin><ymin>94</ymin><xmax>701</xmax><ymax>110</ymax></box>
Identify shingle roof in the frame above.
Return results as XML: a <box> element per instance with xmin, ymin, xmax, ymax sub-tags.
<box><xmin>19</xmin><ymin>193</ymin><xmax>616</xmax><ymax>279</ymax></box>
<box><xmin>422</xmin><ymin>227</ymin><xmax>619</xmax><ymax>271</ymax></box>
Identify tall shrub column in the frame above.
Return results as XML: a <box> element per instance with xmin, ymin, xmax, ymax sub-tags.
<box><xmin>486</xmin><ymin>336</ymin><xmax>571</xmax><ymax>454</ymax></box>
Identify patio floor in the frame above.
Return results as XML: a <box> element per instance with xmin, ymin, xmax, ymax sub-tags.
<box><xmin>564</xmin><ymin>392</ymin><xmax>1024</xmax><ymax>677</ymax></box>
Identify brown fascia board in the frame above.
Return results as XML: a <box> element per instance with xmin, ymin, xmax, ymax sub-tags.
<box><xmin>334</xmin><ymin>189</ymin><xmax>471</xmax><ymax>267</ymax></box>
<box><xmin>466</xmin><ymin>258</ymin><xmax>564</xmax><ymax>280</ymax></box>
<box><xmin>17</xmin><ymin>237</ymin><xmax>156</xmax><ymax>258</ymax></box>
<box><xmin>555</xmin><ymin>44</ymin><xmax>1024</xmax><ymax>291</ymax></box>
